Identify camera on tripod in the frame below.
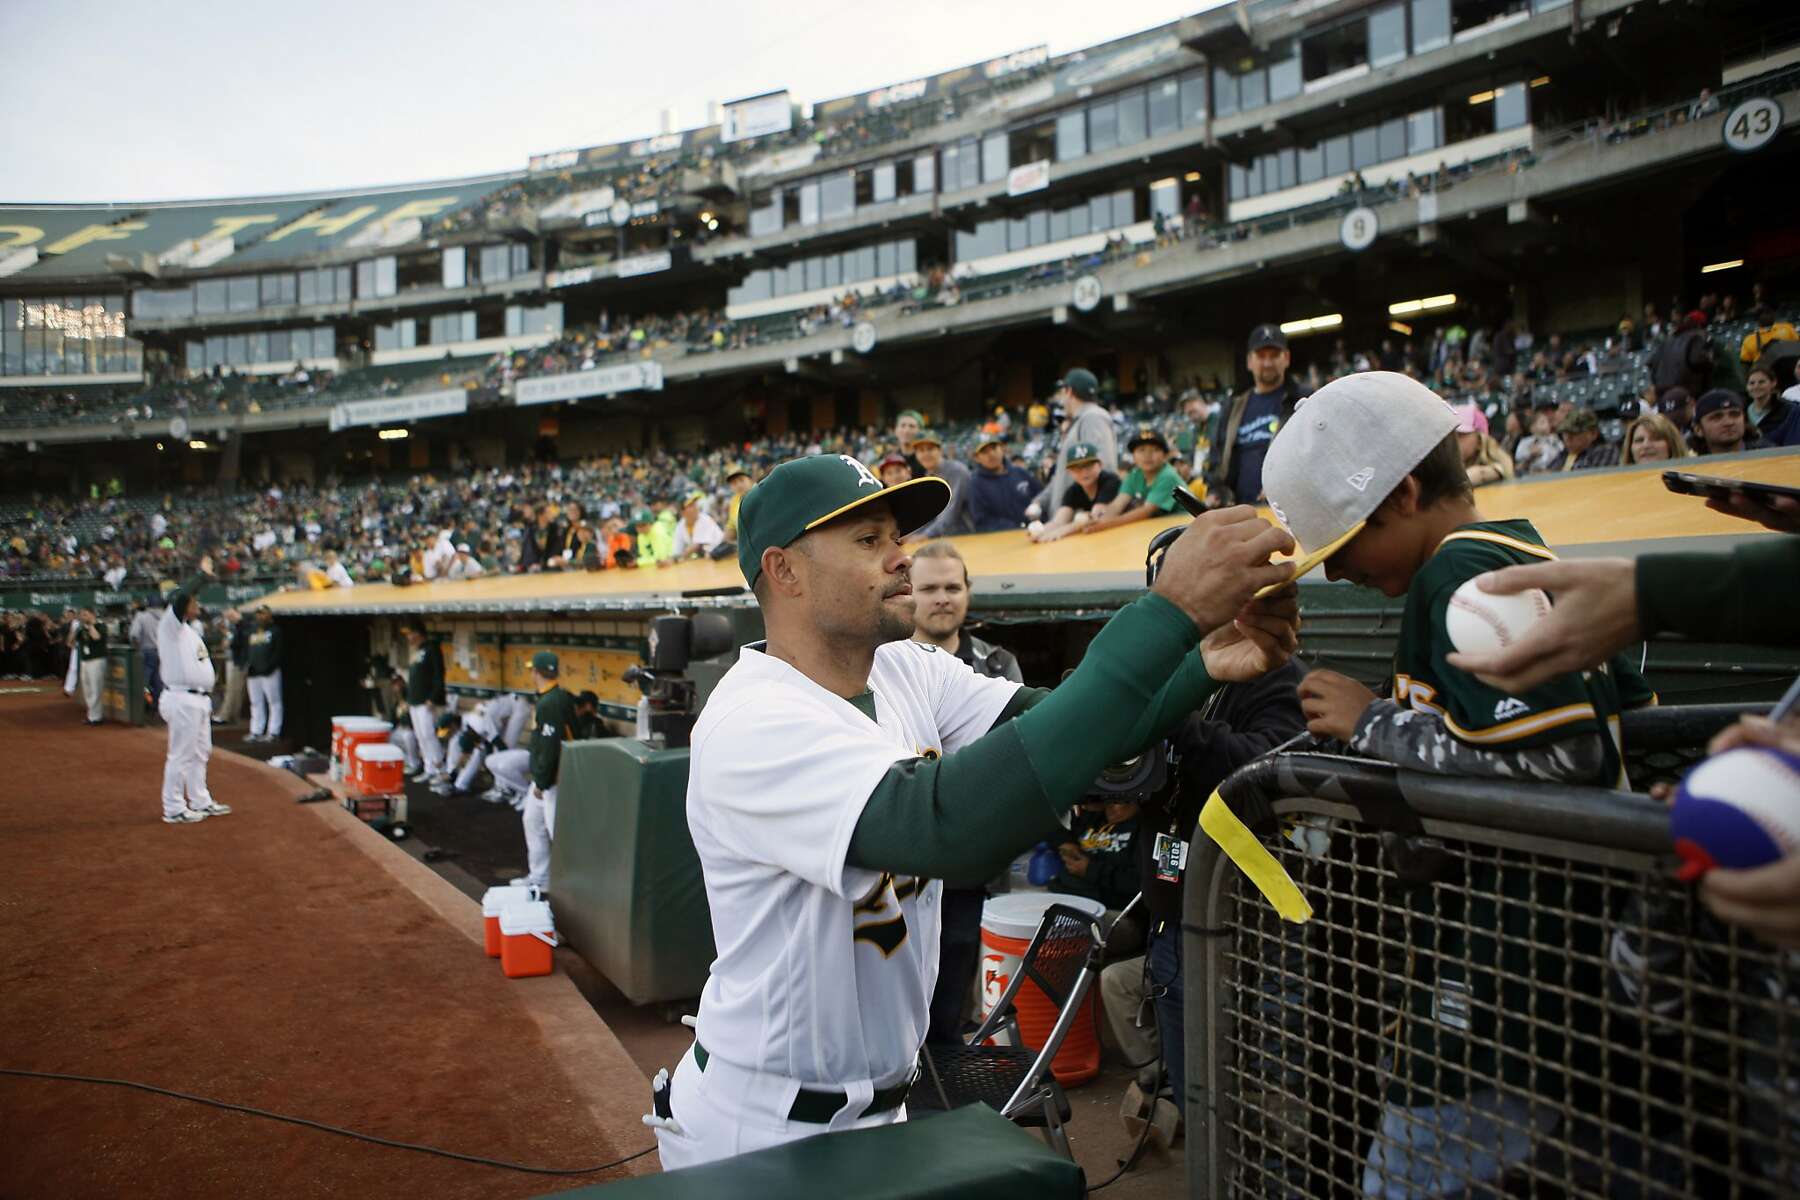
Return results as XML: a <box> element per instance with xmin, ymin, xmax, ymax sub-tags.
<box><xmin>622</xmin><ymin>611</ymin><xmax>735</xmax><ymax>748</ymax></box>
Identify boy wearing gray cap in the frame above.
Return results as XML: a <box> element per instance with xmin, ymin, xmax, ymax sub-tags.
<box><xmin>1261</xmin><ymin>371</ymin><xmax>1654</xmax><ymax>1197</ymax></box>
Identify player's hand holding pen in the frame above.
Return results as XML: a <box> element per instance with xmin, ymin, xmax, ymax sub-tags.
<box><xmin>1149</xmin><ymin>504</ymin><xmax>1296</xmax><ymax>635</ymax></box>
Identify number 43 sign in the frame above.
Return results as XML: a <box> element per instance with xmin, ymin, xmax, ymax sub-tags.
<box><xmin>1722</xmin><ymin>97</ymin><xmax>1783</xmax><ymax>154</ymax></box>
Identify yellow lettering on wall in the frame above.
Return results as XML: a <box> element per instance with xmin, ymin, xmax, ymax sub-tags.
<box><xmin>264</xmin><ymin>205</ymin><xmax>377</xmax><ymax>242</ymax></box>
<box><xmin>202</xmin><ymin>215</ymin><xmax>278</xmax><ymax>242</ymax></box>
<box><xmin>44</xmin><ymin>222</ymin><xmax>147</xmax><ymax>255</ymax></box>
<box><xmin>377</xmin><ymin>197</ymin><xmax>459</xmax><ymax>224</ymax></box>
<box><xmin>0</xmin><ymin>225</ymin><xmax>45</xmax><ymax>250</ymax></box>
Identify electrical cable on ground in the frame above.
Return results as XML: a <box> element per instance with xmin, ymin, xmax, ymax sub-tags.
<box><xmin>1084</xmin><ymin>950</ymin><xmax>1165</xmax><ymax>1193</ymax></box>
<box><xmin>0</xmin><ymin>1067</ymin><xmax>655</xmax><ymax>1176</ymax></box>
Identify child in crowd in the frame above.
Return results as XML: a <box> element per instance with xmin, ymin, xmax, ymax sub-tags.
<box><xmin>1511</xmin><ymin>402</ymin><xmax>1564</xmax><ymax>475</ymax></box>
<box><xmin>1262</xmin><ymin>372</ymin><xmax>1655</xmax><ymax>1198</ymax></box>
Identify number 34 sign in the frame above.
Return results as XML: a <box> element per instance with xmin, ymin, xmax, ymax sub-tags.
<box><xmin>1722</xmin><ymin>97</ymin><xmax>1783</xmax><ymax>154</ymax></box>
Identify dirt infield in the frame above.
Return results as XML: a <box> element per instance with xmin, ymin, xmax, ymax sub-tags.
<box><xmin>0</xmin><ymin>691</ymin><xmax>654</xmax><ymax>1199</ymax></box>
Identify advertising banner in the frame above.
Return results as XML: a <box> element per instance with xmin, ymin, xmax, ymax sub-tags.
<box><xmin>1007</xmin><ymin>160</ymin><xmax>1051</xmax><ymax>197</ymax></box>
<box><xmin>328</xmin><ymin>388</ymin><xmax>468</xmax><ymax>432</ymax></box>
<box><xmin>721</xmin><ymin>91</ymin><xmax>794</xmax><ymax>143</ymax></box>
<box><xmin>615</xmin><ymin>251</ymin><xmax>672</xmax><ymax>279</ymax></box>
<box><xmin>514</xmin><ymin>361</ymin><xmax>664</xmax><ymax>407</ymax></box>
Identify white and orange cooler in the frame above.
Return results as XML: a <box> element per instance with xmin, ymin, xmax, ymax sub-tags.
<box><xmin>978</xmin><ymin>893</ymin><xmax>1106</xmax><ymax>1085</ymax></box>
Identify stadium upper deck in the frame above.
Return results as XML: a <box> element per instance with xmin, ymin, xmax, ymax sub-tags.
<box><xmin>2</xmin><ymin>0</ymin><xmax>1796</xmax><ymax>453</ymax></box>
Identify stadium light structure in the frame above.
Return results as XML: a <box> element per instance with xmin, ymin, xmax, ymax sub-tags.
<box><xmin>1279</xmin><ymin>313</ymin><xmax>1343</xmax><ymax>336</ymax></box>
<box><xmin>1468</xmin><ymin>90</ymin><xmax>1496</xmax><ymax>105</ymax></box>
<box><xmin>377</xmin><ymin>428</ymin><xmax>409</xmax><ymax>440</ymax></box>
<box><xmin>188</xmin><ymin>440</ymin><xmax>208</xmax><ymax>450</ymax></box>
<box><xmin>1388</xmin><ymin>293</ymin><xmax>1457</xmax><ymax>316</ymax></box>
<box><xmin>1184</xmin><ymin>171</ymin><xmax>1202</xmax><ymax>182</ymax></box>
<box><xmin>1701</xmin><ymin>259</ymin><xmax>1744</xmax><ymax>274</ymax></box>
<box><xmin>1389</xmin><ymin>320</ymin><xmax>1414</xmax><ymax>335</ymax></box>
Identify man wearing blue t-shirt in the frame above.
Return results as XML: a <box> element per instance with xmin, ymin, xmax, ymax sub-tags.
<box><xmin>1205</xmin><ymin>325</ymin><xmax>1308</xmax><ymax>507</ymax></box>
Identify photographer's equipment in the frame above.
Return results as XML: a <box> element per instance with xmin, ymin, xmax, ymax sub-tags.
<box><xmin>624</xmin><ymin>611</ymin><xmax>735</xmax><ymax>747</ymax></box>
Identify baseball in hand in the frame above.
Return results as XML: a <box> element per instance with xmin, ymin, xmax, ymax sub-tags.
<box><xmin>1670</xmin><ymin>747</ymin><xmax>1800</xmax><ymax>881</ymax></box>
<box><xmin>1445</xmin><ymin>578</ymin><xmax>1551</xmax><ymax>659</ymax></box>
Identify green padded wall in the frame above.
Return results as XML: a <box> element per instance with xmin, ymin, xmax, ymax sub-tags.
<box><xmin>542</xmin><ymin>1104</ymin><xmax>1086</xmax><ymax>1199</ymax></box>
<box><xmin>551</xmin><ymin>739</ymin><xmax>714</xmax><ymax>1004</ymax></box>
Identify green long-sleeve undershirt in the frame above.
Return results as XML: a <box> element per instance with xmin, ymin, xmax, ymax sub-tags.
<box><xmin>847</xmin><ymin>592</ymin><xmax>1217</xmax><ymax>884</ymax></box>
<box><xmin>1637</xmin><ymin>535</ymin><xmax>1800</xmax><ymax>647</ymax></box>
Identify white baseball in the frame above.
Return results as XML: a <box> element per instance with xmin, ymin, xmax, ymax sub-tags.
<box><xmin>1444</xmin><ymin>579</ymin><xmax>1552</xmax><ymax>656</ymax></box>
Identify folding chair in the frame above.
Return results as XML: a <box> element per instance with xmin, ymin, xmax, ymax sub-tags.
<box><xmin>912</xmin><ymin>901</ymin><xmax>1104</xmax><ymax>1157</ymax></box>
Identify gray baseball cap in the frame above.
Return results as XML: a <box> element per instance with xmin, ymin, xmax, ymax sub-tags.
<box><xmin>1261</xmin><ymin>371</ymin><xmax>1460</xmax><ymax>580</ymax></box>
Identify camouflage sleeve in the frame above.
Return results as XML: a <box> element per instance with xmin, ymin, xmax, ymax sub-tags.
<box><xmin>1351</xmin><ymin>698</ymin><xmax>1606</xmax><ymax>782</ymax></box>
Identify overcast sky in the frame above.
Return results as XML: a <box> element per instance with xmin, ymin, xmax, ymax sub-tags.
<box><xmin>0</xmin><ymin>0</ymin><xmax>1213</xmax><ymax>205</ymax></box>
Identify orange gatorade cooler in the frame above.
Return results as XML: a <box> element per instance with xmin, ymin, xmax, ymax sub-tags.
<box><xmin>481</xmin><ymin>886</ymin><xmax>539</xmax><ymax>958</ymax></box>
<box><xmin>328</xmin><ymin>716</ymin><xmax>365</xmax><ymax>781</ymax></box>
<box><xmin>499</xmin><ymin>901</ymin><xmax>557</xmax><ymax>978</ymax></box>
<box><xmin>353</xmin><ymin>743</ymin><xmax>406</xmax><ymax>794</ymax></box>
<box><xmin>979</xmin><ymin>893</ymin><xmax>1106</xmax><ymax>1085</ymax></box>
<box><xmin>338</xmin><ymin>719</ymin><xmax>392</xmax><ymax>782</ymax></box>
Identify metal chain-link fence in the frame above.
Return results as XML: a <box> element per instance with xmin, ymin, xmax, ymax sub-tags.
<box><xmin>1184</xmin><ymin>734</ymin><xmax>1797</xmax><ymax>1199</ymax></box>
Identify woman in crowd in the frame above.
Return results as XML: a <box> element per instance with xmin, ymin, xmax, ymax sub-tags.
<box><xmin>1621</xmin><ymin>412</ymin><xmax>1691</xmax><ymax>464</ymax></box>
<box><xmin>1453</xmin><ymin>402</ymin><xmax>1515</xmax><ymax>487</ymax></box>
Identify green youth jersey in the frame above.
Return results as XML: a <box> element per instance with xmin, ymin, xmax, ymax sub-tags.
<box><xmin>1119</xmin><ymin>463</ymin><xmax>1184</xmax><ymax>514</ymax></box>
<box><xmin>1391</xmin><ymin>520</ymin><xmax>1654</xmax><ymax>786</ymax></box>
<box><xmin>1386</xmin><ymin>518</ymin><xmax>1655</xmax><ymax>1109</ymax></box>
<box><xmin>528</xmin><ymin>685</ymin><xmax>578</xmax><ymax>790</ymax></box>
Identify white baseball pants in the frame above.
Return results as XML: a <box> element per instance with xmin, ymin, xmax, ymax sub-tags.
<box><xmin>389</xmin><ymin>727</ymin><xmax>420</xmax><ymax>772</ymax></box>
<box><xmin>158</xmin><ymin>690</ymin><xmax>214</xmax><ymax>818</ymax></box>
<box><xmin>79</xmin><ymin>659</ymin><xmax>106</xmax><ymax>722</ymax></box>
<box><xmin>522</xmin><ymin>784</ymin><xmax>558</xmax><ymax>887</ymax></box>
<box><xmin>409</xmin><ymin>702</ymin><xmax>442</xmax><ymax>774</ymax></box>
<box><xmin>487</xmin><ymin>748</ymin><xmax>530</xmax><ymax>797</ymax></box>
<box><xmin>248</xmin><ymin>670</ymin><xmax>283</xmax><ymax>737</ymax></box>
<box><xmin>452</xmin><ymin>744</ymin><xmax>487</xmax><ymax>792</ymax></box>
<box><xmin>651</xmin><ymin>1044</ymin><xmax>907</xmax><ymax>1172</ymax></box>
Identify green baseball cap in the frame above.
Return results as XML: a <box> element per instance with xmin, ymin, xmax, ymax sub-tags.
<box><xmin>1064</xmin><ymin>442</ymin><xmax>1103</xmax><ymax>467</ymax></box>
<box><xmin>909</xmin><ymin>431</ymin><xmax>942</xmax><ymax>448</ymax></box>
<box><xmin>737</xmin><ymin>455</ymin><xmax>950</xmax><ymax>589</ymax></box>
<box><xmin>531</xmin><ymin>650</ymin><xmax>559</xmax><ymax>677</ymax></box>
<box><xmin>633</xmin><ymin>508</ymin><xmax>655</xmax><ymax>524</ymax></box>
<box><xmin>897</xmin><ymin>409</ymin><xmax>925</xmax><ymax>425</ymax></box>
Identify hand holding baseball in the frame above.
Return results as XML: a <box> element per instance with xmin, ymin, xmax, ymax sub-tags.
<box><xmin>1444</xmin><ymin>558</ymin><xmax>1639</xmax><ymax>694</ymax></box>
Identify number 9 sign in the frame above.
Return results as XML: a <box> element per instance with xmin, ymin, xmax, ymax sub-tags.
<box><xmin>1340</xmin><ymin>206</ymin><xmax>1378</xmax><ymax>252</ymax></box>
<box><xmin>1722</xmin><ymin>97</ymin><xmax>1783</xmax><ymax>154</ymax></box>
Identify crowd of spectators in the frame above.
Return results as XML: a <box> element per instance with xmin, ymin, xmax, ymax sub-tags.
<box><xmin>5</xmin><ymin>284</ymin><xmax>1794</xmax><ymax>602</ymax></box>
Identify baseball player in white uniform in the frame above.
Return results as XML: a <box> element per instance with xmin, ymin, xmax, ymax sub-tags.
<box><xmin>440</xmin><ymin>690</ymin><xmax>532</xmax><ymax>795</ymax></box>
<box><xmin>648</xmin><ymin>454</ymin><xmax>1299</xmax><ymax>1169</ymax></box>
<box><xmin>158</xmin><ymin>558</ymin><xmax>232</xmax><ymax>824</ymax></box>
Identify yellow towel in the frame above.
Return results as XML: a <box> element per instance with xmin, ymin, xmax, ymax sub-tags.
<box><xmin>1198</xmin><ymin>791</ymin><xmax>1312</xmax><ymax>923</ymax></box>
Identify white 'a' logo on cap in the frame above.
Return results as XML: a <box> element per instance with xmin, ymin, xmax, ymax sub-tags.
<box><xmin>1346</xmin><ymin>468</ymin><xmax>1375</xmax><ymax>492</ymax></box>
<box><xmin>841</xmin><ymin>455</ymin><xmax>880</xmax><ymax>489</ymax></box>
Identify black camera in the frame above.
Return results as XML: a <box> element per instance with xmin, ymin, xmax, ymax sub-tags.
<box><xmin>1085</xmin><ymin>742</ymin><xmax>1168</xmax><ymax>807</ymax></box>
<box><xmin>623</xmin><ymin>611</ymin><xmax>735</xmax><ymax>747</ymax></box>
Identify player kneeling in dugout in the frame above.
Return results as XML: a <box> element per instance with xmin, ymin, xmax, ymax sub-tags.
<box><xmin>644</xmin><ymin>452</ymin><xmax>1302</xmax><ymax>1169</ymax></box>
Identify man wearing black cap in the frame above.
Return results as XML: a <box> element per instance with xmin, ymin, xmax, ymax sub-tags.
<box><xmin>1083</xmin><ymin>428</ymin><xmax>1185</xmax><ymax>535</ymax></box>
<box><xmin>1205</xmin><ymin>325</ymin><xmax>1307</xmax><ymax>507</ymax></box>
<box><xmin>1656</xmin><ymin>386</ymin><xmax>1696</xmax><ymax>437</ymax></box>
<box><xmin>1692</xmin><ymin>389</ymin><xmax>1760</xmax><ymax>456</ymax></box>
<box><xmin>1026</xmin><ymin>367</ymin><xmax>1118</xmax><ymax>527</ymax></box>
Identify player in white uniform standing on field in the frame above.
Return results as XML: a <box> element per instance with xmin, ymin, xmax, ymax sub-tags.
<box><xmin>648</xmin><ymin>453</ymin><xmax>1302</xmax><ymax>1169</ymax></box>
<box><xmin>158</xmin><ymin>556</ymin><xmax>231</xmax><ymax>824</ymax></box>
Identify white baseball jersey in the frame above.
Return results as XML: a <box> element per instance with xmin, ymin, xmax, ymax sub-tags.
<box><xmin>464</xmin><ymin>692</ymin><xmax>530</xmax><ymax>747</ymax></box>
<box><xmin>157</xmin><ymin>607</ymin><xmax>215</xmax><ymax>693</ymax></box>
<box><xmin>686</xmin><ymin>638</ymin><xmax>1017</xmax><ymax>1088</ymax></box>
